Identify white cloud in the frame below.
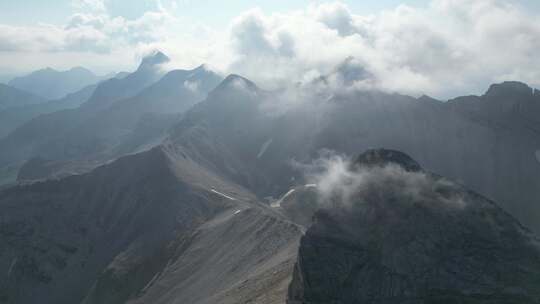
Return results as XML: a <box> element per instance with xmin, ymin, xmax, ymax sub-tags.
<box><xmin>71</xmin><ymin>0</ymin><xmax>107</xmax><ymax>13</ymax></box>
<box><xmin>0</xmin><ymin>0</ymin><xmax>539</xmax><ymax>97</ymax></box>
<box><xmin>300</xmin><ymin>152</ymin><xmax>467</xmax><ymax>210</ymax></box>
<box><xmin>218</xmin><ymin>0</ymin><xmax>540</xmax><ymax>97</ymax></box>
<box><xmin>183</xmin><ymin>80</ymin><xmax>199</xmax><ymax>92</ymax></box>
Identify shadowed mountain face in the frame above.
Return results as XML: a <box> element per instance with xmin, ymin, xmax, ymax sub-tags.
<box><xmin>287</xmin><ymin>149</ymin><xmax>540</xmax><ymax>304</ymax></box>
<box><xmin>0</xmin><ymin>84</ymin><xmax>46</xmax><ymax>112</ymax></box>
<box><xmin>8</xmin><ymin>67</ymin><xmax>105</xmax><ymax>100</ymax></box>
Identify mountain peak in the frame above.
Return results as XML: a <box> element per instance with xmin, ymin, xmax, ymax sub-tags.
<box><xmin>194</xmin><ymin>64</ymin><xmax>208</xmax><ymax>71</ymax></box>
<box><xmin>484</xmin><ymin>81</ymin><xmax>533</xmax><ymax>98</ymax></box>
<box><xmin>138</xmin><ymin>51</ymin><xmax>170</xmax><ymax>69</ymax></box>
<box><xmin>214</xmin><ymin>74</ymin><xmax>258</xmax><ymax>93</ymax></box>
<box><xmin>418</xmin><ymin>94</ymin><xmax>441</xmax><ymax>103</ymax></box>
<box><xmin>334</xmin><ymin>56</ymin><xmax>372</xmax><ymax>84</ymax></box>
<box><xmin>223</xmin><ymin>74</ymin><xmax>254</xmax><ymax>84</ymax></box>
<box><xmin>354</xmin><ymin>148</ymin><xmax>422</xmax><ymax>172</ymax></box>
<box><xmin>290</xmin><ymin>148</ymin><xmax>540</xmax><ymax>304</ymax></box>
<box><xmin>68</xmin><ymin>66</ymin><xmax>94</xmax><ymax>74</ymax></box>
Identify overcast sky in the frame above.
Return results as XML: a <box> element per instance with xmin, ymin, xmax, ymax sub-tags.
<box><xmin>1</xmin><ymin>0</ymin><xmax>539</xmax><ymax>98</ymax></box>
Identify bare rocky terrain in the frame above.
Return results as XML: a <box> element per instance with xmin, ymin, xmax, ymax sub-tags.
<box><xmin>0</xmin><ymin>53</ymin><xmax>539</xmax><ymax>303</ymax></box>
<box><xmin>288</xmin><ymin>150</ymin><xmax>540</xmax><ymax>303</ymax></box>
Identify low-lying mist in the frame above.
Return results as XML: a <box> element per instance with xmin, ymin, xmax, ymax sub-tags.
<box><xmin>297</xmin><ymin>151</ymin><xmax>467</xmax><ymax>211</ymax></box>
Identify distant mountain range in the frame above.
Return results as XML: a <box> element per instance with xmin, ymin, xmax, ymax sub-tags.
<box><xmin>0</xmin><ymin>52</ymin><xmax>222</xmax><ymax>182</ymax></box>
<box><xmin>0</xmin><ymin>84</ymin><xmax>46</xmax><ymax>111</ymax></box>
<box><xmin>0</xmin><ymin>52</ymin><xmax>539</xmax><ymax>303</ymax></box>
<box><xmin>8</xmin><ymin>67</ymin><xmax>109</xmax><ymax>100</ymax></box>
<box><xmin>0</xmin><ymin>84</ymin><xmax>97</xmax><ymax>138</ymax></box>
<box><xmin>0</xmin><ymin>68</ymin><xmax>130</xmax><ymax>138</ymax></box>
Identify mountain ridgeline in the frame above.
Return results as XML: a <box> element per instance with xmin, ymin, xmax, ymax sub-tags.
<box><xmin>0</xmin><ymin>52</ymin><xmax>539</xmax><ymax>303</ymax></box>
<box><xmin>8</xmin><ymin>67</ymin><xmax>107</xmax><ymax>100</ymax></box>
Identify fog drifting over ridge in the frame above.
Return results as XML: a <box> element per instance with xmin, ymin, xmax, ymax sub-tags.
<box><xmin>294</xmin><ymin>151</ymin><xmax>467</xmax><ymax>211</ymax></box>
<box><xmin>1</xmin><ymin>0</ymin><xmax>540</xmax><ymax>98</ymax></box>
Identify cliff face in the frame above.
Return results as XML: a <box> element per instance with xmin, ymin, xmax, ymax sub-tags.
<box><xmin>288</xmin><ymin>149</ymin><xmax>540</xmax><ymax>304</ymax></box>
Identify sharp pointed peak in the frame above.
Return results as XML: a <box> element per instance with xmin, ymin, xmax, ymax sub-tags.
<box><xmin>194</xmin><ymin>63</ymin><xmax>208</xmax><ymax>71</ymax></box>
<box><xmin>223</xmin><ymin>74</ymin><xmax>255</xmax><ymax>84</ymax></box>
<box><xmin>189</xmin><ymin>64</ymin><xmax>215</xmax><ymax>76</ymax></box>
<box><xmin>138</xmin><ymin>51</ymin><xmax>170</xmax><ymax>69</ymax></box>
<box><xmin>217</xmin><ymin>74</ymin><xmax>258</xmax><ymax>90</ymax></box>
<box><xmin>333</xmin><ymin>56</ymin><xmax>372</xmax><ymax>84</ymax></box>
<box><xmin>418</xmin><ymin>94</ymin><xmax>441</xmax><ymax>103</ymax></box>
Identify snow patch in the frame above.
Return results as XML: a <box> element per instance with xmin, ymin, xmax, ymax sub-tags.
<box><xmin>184</xmin><ymin>80</ymin><xmax>200</xmax><ymax>92</ymax></box>
<box><xmin>305</xmin><ymin>184</ymin><xmax>318</xmax><ymax>188</ymax></box>
<box><xmin>142</xmin><ymin>271</ymin><xmax>161</xmax><ymax>292</ymax></box>
<box><xmin>271</xmin><ymin>189</ymin><xmax>295</xmax><ymax>208</ymax></box>
<box><xmin>7</xmin><ymin>258</ymin><xmax>17</xmax><ymax>277</ymax></box>
<box><xmin>234</xmin><ymin>210</ymin><xmax>242</xmax><ymax>215</ymax></box>
<box><xmin>257</xmin><ymin>138</ymin><xmax>273</xmax><ymax>158</ymax></box>
<box><xmin>211</xmin><ymin>189</ymin><xmax>237</xmax><ymax>200</ymax></box>
<box><xmin>231</xmin><ymin>78</ymin><xmax>248</xmax><ymax>90</ymax></box>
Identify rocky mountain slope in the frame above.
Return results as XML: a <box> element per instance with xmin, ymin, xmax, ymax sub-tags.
<box><xmin>2</xmin><ymin>145</ymin><xmax>538</xmax><ymax>303</ymax></box>
<box><xmin>0</xmin><ymin>145</ymin><xmax>301</xmax><ymax>304</ymax></box>
<box><xmin>287</xmin><ymin>149</ymin><xmax>540</xmax><ymax>304</ymax></box>
<box><xmin>0</xmin><ymin>60</ymin><xmax>539</xmax><ymax>304</ymax></box>
<box><xmin>162</xmin><ymin>75</ymin><xmax>540</xmax><ymax>234</ymax></box>
<box><xmin>3</xmin><ymin>66</ymin><xmax>539</xmax><ymax>238</ymax></box>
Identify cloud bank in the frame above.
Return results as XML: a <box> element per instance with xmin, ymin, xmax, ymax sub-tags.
<box><xmin>301</xmin><ymin>152</ymin><xmax>467</xmax><ymax>210</ymax></box>
<box><xmin>1</xmin><ymin>0</ymin><xmax>539</xmax><ymax>98</ymax></box>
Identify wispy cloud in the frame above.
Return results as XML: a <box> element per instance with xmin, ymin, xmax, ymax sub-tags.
<box><xmin>298</xmin><ymin>151</ymin><xmax>467</xmax><ymax>210</ymax></box>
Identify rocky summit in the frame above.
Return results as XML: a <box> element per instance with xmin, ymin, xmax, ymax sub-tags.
<box><xmin>288</xmin><ymin>149</ymin><xmax>540</xmax><ymax>304</ymax></box>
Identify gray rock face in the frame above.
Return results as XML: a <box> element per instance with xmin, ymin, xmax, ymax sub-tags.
<box><xmin>287</xmin><ymin>150</ymin><xmax>540</xmax><ymax>304</ymax></box>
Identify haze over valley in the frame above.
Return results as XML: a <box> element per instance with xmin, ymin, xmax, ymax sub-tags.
<box><xmin>1</xmin><ymin>1</ymin><xmax>540</xmax><ymax>303</ymax></box>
